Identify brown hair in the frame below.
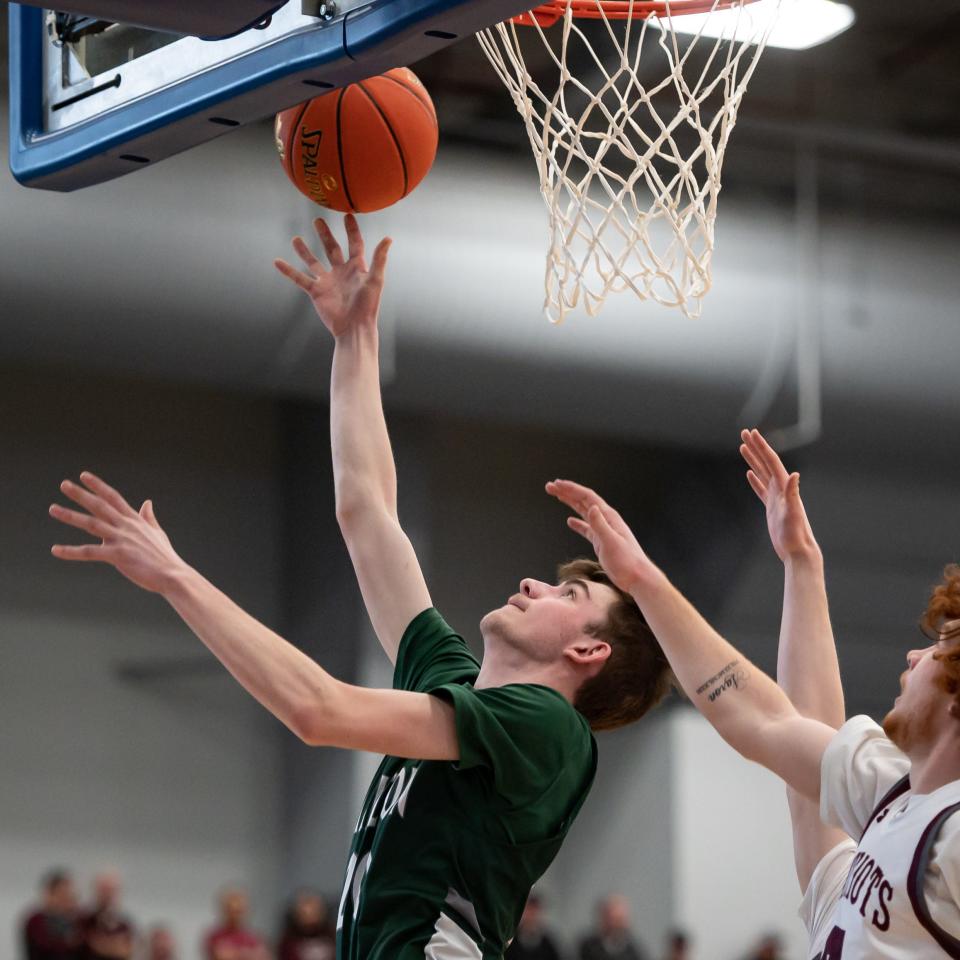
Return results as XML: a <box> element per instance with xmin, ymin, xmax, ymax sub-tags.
<box><xmin>559</xmin><ymin>558</ymin><xmax>674</xmax><ymax>731</ymax></box>
<box><xmin>925</xmin><ymin>564</ymin><xmax>960</xmax><ymax>695</ymax></box>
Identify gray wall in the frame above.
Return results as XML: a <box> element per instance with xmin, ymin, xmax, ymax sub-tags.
<box><xmin>0</xmin><ymin>371</ymin><xmax>286</xmax><ymax>958</ymax></box>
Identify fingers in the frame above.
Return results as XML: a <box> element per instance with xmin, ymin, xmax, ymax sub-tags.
<box><xmin>291</xmin><ymin>236</ymin><xmax>326</xmax><ymax>274</ymax></box>
<box><xmin>745</xmin><ymin>470</ymin><xmax>767</xmax><ymax>501</ymax></box>
<box><xmin>51</xmin><ymin>543</ymin><xmax>113</xmax><ymax>562</ymax></box>
<box><xmin>343</xmin><ymin>213</ymin><xmax>365</xmax><ymax>261</ymax></box>
<box><xmin>548</xmin><ymin>479</ymin><xmax>633</xmax><ymax>543</ymax></box>
<box><xmin>369</xmin><ymin>237</ymin><xmax>392</xmax><ymax>285</ymax></box>
<box><xmin>740</xmin><ymin>442</ymin><xmax>770</xmax><ymax>486</ymax></box>
<box><xmin>79</xmin><ymin>471</ymin><xmax>137</xmax><ymax>518</ymax></box>
<box><xmin>140</xmin><ymin>499</ymin><xmax>160</xmax><ymax>529</ymax></box>
<box><xmin>313</xmin><ymin>218</ymin><xmax>346</xmax><ymax>266</ymax></box>
<box><xmin>739</xmin><ymin>432</ymin><xmax>771</xmax><ymax>485</ymax></box>
<box><xmin>587</xmin><ymin>503</ymin><xmax>616</xmax><ymax>538</ymax></box>
<box><xmin>567</xmin><ymin>504</ymin><xmax>614</xmax><ymax>545</ymax></box>
<box><xmin>274</xmin><ymin>259</ymin><xmax>316</xmax><ymax>293</ymax></box>
<box><xmin>741</xmin><ymin>428</ymin><xmax>789</xmax><ymax>487</ymax></box>
<box><xmin>49</xmin><ymin>503</ymin><xmax>110</xmax><ymax>539</ymax></box>
<box><xmin>753</xmin><ymin>430</ymin><xmax>790</xmax><ymax>485</ymax></box>
<box><xmin>59</xmin><ymin>478</ymin><xmax>124</xmax><ymax>525</ymax></box>
<box><xmin>786</xmin><ymin>472</ymin><xmax>801</xmax><ymax>500</ymax></box>
<box><xmin>545</xmin><ymin>478</ymin><xmax>606</xmax><ymax>520</ymax></box>
<box><xmin>567</xmin><ymin>516</ymin><xmax>602</xmax><ymax>561</ymax></box>
<box><xmin>567</xmin><ymin>516</ymin><xmax>594</xmax><ymax>540</ymax></box>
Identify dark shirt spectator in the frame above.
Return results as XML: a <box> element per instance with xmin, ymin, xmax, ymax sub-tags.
<box><xmin>578</xmin><ymin>895</ymin><xmax>647</xmax><ymax>960</ymax></box>
<box><xmin>23</xmin><ymin>869</ymin><xmax>83</xmax><ymax>960</ymax></box>
<box><xmin>205</xmin><ymin>888</ymin><xmax>270</xmax><ymax>960</ymax></box>
<box><xmin>81</xmin><ymin>872</ymin><xmax>134</xmax><ymax>960</ymax></box>
<box><xmin>506</xmin><ymin>893</ymin><xmax>563</xmax><ymax>960</ymax></box>
<box><xmin>277</xmin><ymin>891</ymin><xmax>335</xmax><ymax>960</ymax></box>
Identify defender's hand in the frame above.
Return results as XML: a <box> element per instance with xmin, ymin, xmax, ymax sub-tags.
<box><xmin>274</xmin><ymin>213</ymin><xmax>391</xmax><ymax>338</ymax></box>
<box><xmin>739</xmin><ymin>428</ymin><xmax>820</xmax><ymax>563</ymax></box>
<box><xmin>546</xmin><ymin>479</ymin><xmax>656</xmax><ymax>595</ymax></box>
<box><xmin>50</xmin><ymin>473</ymin><xmax>186</xmax><ymax>594</ymax></box>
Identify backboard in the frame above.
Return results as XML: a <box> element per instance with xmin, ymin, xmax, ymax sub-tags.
<box><xmin>8</xmin><ymin>0</ymin><xmax>533</xmax><ymax>191</ymax></box>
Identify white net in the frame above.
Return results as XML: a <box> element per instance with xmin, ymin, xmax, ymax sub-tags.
<box><xmin>478</xmin><ymin>0</ymin><xmax>780</xmax><ymax>322</ymax></box>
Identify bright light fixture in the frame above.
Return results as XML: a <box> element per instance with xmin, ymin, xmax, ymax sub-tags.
<box><xmin>655</xmin><ymin>0</ymin><xmax>856</xmax><ymax>51</ymax></box>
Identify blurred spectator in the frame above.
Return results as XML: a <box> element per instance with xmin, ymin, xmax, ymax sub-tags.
<box><xmin>277</xmin><ymin>891</ymin><xmax>334</xmax><ymax>960</ymax></box>
<box><xmin>23</xmin><ymin>868</ymin><xmax>83</xmax><ymax>960</ymax></box>
<box><xmin>662</xmin><ymin>930</ymin><xmax>690</xmax><ymax>960</ymax></box>
<box><xmin>744</xmin><ymin>933</ymin><xmax>785</xmax><ymax>960</ymax></box>
<box><xmin>578</xmin><ymin>895</ymin><xmax>648</xmax><ymax>960</ymax></box>
<box><xmin>146</xmin><ymin>927</ymin><xmax>177</xmax><ymax>960</ymax></box>
<box><xmin>205</xmin><ymin>888</ymin><xmax>270</xmax><ymax>960</ymax></box>
<box><xmin>505</xmin><ymin>893</ymin><xmax>563</xmax><ymax>960</ymax></box>
<box><xmin>81</xmin><ymin>871</ymin><xmax>134</xmax><ymax>960</ymax></box>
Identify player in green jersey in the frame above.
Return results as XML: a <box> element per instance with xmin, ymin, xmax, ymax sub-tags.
<box><xmin>50</xmin><ymin>215</ymin><xmax>673</xmax><ymax>959</ymax></box>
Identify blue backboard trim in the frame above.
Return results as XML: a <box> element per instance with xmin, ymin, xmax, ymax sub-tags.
<box><xmin>8</xmin><ymin>0</ymin><xmax>533</xmax><ymax>191</ymax></box>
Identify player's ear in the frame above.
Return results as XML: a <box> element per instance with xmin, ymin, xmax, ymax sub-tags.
<box><xmin>565</xmin><ymin>639</ymin><xmax>611</xmax><ymax>667</ymax></box>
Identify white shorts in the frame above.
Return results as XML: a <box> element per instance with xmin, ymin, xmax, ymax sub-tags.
<box><xmin>798</xmin><ymin>839</ymin><xmax>857</xmax><ymax>958</ymax></box>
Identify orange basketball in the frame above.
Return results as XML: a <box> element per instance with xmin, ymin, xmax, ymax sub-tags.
<box><xmin>274</xmin><ymin>67</ymin><xmax>438</xmax><ymax>213</ymax></box>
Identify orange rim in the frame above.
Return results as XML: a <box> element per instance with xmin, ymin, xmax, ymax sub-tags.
<box><xmin>513</xmin><ymin>0</ymin><xmax>761</xmax><ymax>27</ymax></box>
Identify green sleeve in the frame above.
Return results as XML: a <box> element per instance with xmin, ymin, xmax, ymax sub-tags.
<box><xmin>393</xmin><ymin>607</ymin><xmax>480</xmax><ymax>693</ymax></box>
<box><xmin>431</xmin><ymin>682</ymin><xmax>596</xmax><ymax>813</ymax></box>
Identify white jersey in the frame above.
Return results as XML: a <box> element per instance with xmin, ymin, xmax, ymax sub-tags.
<box><xmin>813</xmin><ymin>716</ymin><xmax>960</xmax><ymax>959</ymax></box>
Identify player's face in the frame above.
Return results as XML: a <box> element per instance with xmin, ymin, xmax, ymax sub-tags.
<box><xmin>882</xmin><ymin>619</ymin><xmax>960</xmax><ymax>753</ymax></box>
<box><xmin>481</xmin><ymin>576</ymin><xmax>619</xmax><ymax>664</ymax></box>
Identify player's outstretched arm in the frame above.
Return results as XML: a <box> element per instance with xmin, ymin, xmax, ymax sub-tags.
<box><xmin>50</xmin><ymin>474</ymin><xmax>457</xmax><ymax>759</ymax></box>
<box><xmin>546</xmin><ymin>478</ymin><xmax>834</xmax><ymax>802</ymax></box>
<box><xmin>275</xmin><ymin>215</ymin><xmax>430</xmax><ymax>663</ymax></box>
<box><xmin>740</xmin><ymin>428</ymin><xmax>849</xmax><ymax>891</ymax></box>
<box><xmin>740</xmin><ymin>429</ymin><xmax>844</xmax><ymax>727</ymax></box>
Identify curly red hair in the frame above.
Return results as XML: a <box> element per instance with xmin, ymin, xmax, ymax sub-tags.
<box><xmin>925</xmin><ymin>564</ymin><xmax>960</xmax><ymax>694</ymax></box>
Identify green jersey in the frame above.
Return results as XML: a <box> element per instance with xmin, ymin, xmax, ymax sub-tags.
<box><xmin>336</xmin><ymin>608</ymin><xmax>597</xmax><ymax>959</ymax></box>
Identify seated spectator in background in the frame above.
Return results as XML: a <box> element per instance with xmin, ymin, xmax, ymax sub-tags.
<box><xmin>145</xmin><ymin>927</ymin><xmax>177</xmax><ymax>960</ymax></box>
<box><xmin>81</xmin><ymin>871</ymin><xmax>134</xmax><ymax>960</ymax></box>
<box><xmin>661</xmin><ymin>929</ymin><xmax>690</xmax><ymax>960</ymax></box>
<box><xmin>277</xmin><ymin>890</ymin><xmax>334</xmax><ymax>960</ymax></box>
<box><xmin>743</xmin><ymin>933</ymin><xmax>785</xmax><ymax>960</ymax></box>
<box><xmin>505</xmin><ymin>892</ymin><xmax>563</xmax><ymax>960</ymax></box>
<box><xmin>205</xmin><ymin>888</ymin><xmax>270</xmax><ymax>960</ymax></box>
<box><xmin>23</xmin><ymin>868</ymin><xmax>83</xmax><ymax>960</ymax></box>
<box><xmin>578</xmin><ymin>895</ymin><xmax>648</xmax><ymax>960</ymax></box>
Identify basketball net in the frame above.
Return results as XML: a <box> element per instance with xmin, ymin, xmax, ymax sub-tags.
<box><xmin>478</xmin><ymin>0</ymin><xmax>780</xmax><ymax>322</ymax></box>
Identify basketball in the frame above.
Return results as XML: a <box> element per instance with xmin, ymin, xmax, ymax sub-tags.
<box><xmin>274</xmin><ymin>67</ymin><xmax>438</xmax><ymax>214</ymax></box>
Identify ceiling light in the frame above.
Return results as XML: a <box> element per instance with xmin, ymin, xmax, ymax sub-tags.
<box><xmin>656</xmin><ymin>0</ymin><xmax>857</xmax><ymax>51</ymax></box>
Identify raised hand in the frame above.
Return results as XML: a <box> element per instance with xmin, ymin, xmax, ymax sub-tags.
<box><xmin>545</xmin><ymin>479</ymin><xmax>656</xmax><ymax>595</ymax></box>
<box><xmin>274</xmin><ymin>213</ymin><xmax>391</xmax><ymax>338</ymax></box>
<box><xmin>739</xmin><ymin>428</ymin><xmax>819</xmax><ymax>563</ymax></box>
<box><xmin>50</xmin><ymin>473</ymin><xmax>186</xmax><ymax>593</ymax></box>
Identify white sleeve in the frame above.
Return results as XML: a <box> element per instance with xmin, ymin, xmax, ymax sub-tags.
<box><xmin>926</xmin><ymin>816</ymin><xmax>960</xmax><ymax>940</ymax></box>
<box><xmin>819</xmin><ymin>715</ymin><xmax>910</xmax><ymax>838</ymax></box>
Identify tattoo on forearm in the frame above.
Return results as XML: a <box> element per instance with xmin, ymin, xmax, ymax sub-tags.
<box><xmin>695</xmin><ymin>660</ymin><xmax>749</xmax><ymax>703</ymax></box>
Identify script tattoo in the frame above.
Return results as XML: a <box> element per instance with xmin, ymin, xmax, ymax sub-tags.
<box><xmin>695</xmin><ymin>660</ymin><xmax>749</xmax><ymax>703</ymax></box>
